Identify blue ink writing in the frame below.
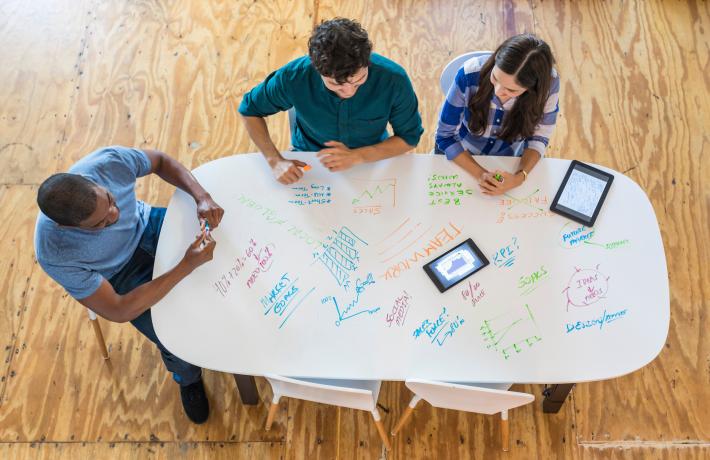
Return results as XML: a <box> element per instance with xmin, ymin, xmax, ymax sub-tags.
<box><xmin>314</xmin><ymin>226</ymin><xmax>368</xmax><ymax>291</ymax></box>
<box><xmin>565</xmin><ymin>308</ymin><xmax>628</xmax><ymax>334</ymax></box>
<box><xmin>321</xmin><ymin>272</ymin><xmax>380</xmax><ymax>326</ymax></box>
<box><xmin>492</xmin><ymin>236</ymin><xmax>520</xmax><ymax>268</ymax></box>
<box><xmin>289</xmin><ymin>184</ymin><xmax>332</xmax><ymax>206</ymax></box>
<box><xmin>260</xmin><ymin>273</ymin><xmax>315</xmax><ymax>329</ymax></box>
<box><xmin>412</xmin><ymin>307</ymin><xmax>465</xmax><ymax>347</ymax></box>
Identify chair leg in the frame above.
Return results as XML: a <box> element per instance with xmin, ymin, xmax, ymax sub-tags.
<box><xmin>265</xmin><ymin>395</ymin><xmax>281</xmax><ymax>431</ymax></box>
<box><xmin>371</xmin><ymin>408</ymin><xmax>392</xmax><ymax>451</ymax></box>
<box><xmin>391</xmin><ymin>395</ymin><xmax>422</xmax><ymax>436</ymax></box>
<box><xmin>88</xmin><ymin>311</ymin><xmax>109</xmax><ymax>361</ymax></box>
<box><xmin>501</xmin><ymin>410</ymin><xmax>509</xmax><ymax>452</ymax></box>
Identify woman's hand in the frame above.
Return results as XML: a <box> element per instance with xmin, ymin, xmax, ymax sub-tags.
<box><xmin>479</xmin><ymin>170</ymin><xmax>524</xmax><ymax>195</ymax></box>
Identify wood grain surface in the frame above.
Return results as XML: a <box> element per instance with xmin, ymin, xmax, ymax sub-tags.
<box><xmin>0</xmin><ymin>0</ymin><xmax>707</xmax><ymax>458</ymax></box>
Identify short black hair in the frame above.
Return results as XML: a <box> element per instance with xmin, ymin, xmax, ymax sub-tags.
<box><xmin>308</xmin><ymin>18</ymin><xmax>372</xmax><ymax>84</ymax></box>
<box><xmin>37</xmin><ymin>173</ymin><xmax>98</xmax><ymax>226</ymax></box>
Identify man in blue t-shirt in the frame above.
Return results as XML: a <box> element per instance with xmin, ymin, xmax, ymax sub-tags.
<box><xmin>35</xmin><ymin>146</ymin><xmax>224</xmax><ymax>424</ymax></box>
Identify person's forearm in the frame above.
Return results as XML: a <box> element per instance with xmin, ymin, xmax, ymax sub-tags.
<box><xmin>148</xmin><ymin>150</ymin><xmax>211</xmax><ymax>203</ymax></box>
<box><xmin>519</xmin><ymin>148</ymin><xmax>542</xmax><ymax>174</ymax></box>
<box><xmin>354</xmin><ymin>136</ymin><xmax>413</xmax><ymax>163</ymax></box>
<box><xmin>240</xmin><ymin>115</ymin><xmax>284</xmax><ymax>166</ymax></box>
<box><xmin>452</xmin><ymin>151</ymin><xmax>487</xmax><ymax>180</ymax></box>
<box><xmin>115</xmin><ymin>261</ymin><xmax>193</xmax><ymax>322</ymax></box>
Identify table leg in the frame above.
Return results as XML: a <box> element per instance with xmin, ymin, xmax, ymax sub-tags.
<box><xmin>232</xmin><ymin>374</ymin><xmax>260</xmax><ymax>405</ymax></box>
<box><xmin>542</xmin><ymin>383</ymin><xmax>575</xmax><ymax>413</ymax></box>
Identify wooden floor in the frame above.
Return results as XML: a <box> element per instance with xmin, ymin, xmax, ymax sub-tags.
<box><xmin>0</xmin><ymin>0</ymin><xmax>708</xmax><ymax>458</ymax></box>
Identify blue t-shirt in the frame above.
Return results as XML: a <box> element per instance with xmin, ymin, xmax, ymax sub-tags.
<box><xmin>34</xmin><ymin>146</ymin><xmax>153</xmax><ymax>299</ymax></box>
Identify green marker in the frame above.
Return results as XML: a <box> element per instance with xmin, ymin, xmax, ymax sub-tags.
<box><xmin>494</xmin><ymin>173</ymin><xmax>504</xmax><ymax>183</ymax></box>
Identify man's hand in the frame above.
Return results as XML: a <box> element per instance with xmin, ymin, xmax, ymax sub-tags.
<box><xmin>317</xmin><ymin>141</ymin><xmax>364</xmax><ymax>172</ymax></box>
<box><xmin>196</xmin><ymin>195</ymin><xmax>224</xmax><ymax>229</ymax></box>
<box><xmin>271</xmin><ymin>158</ymin><xmax>307</xmax><ymax>185</ymax></box>
<box><xmin>479</xmin><ymin>170</ymin><xmax>524</xmax><ymax>196</ymax></box>
<box><xmin>181</xmin><ymin>232</ymin><xmax>217</xmax><ymax>272</ymax></box>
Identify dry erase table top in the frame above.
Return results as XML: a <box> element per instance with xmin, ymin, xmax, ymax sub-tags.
<box><xmin>152</xmin><ymin>153</ymin><xmax>669</xmax><ymax>384</ymax></box>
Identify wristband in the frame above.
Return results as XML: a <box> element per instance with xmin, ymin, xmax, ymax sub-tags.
<box><xmin>518</xmin><ymin>169</ymin><xmax>528</xmax><ymax>181</ymax></box>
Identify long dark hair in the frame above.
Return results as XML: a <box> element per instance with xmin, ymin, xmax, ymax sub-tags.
<box><xmin>468</xmin><ymin>34</ymin><xmax>555</xmax><ymax>143</ymax></box>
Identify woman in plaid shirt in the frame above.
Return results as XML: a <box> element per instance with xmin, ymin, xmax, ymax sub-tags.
<box><xmin>436</xmin><ymin>34</ymin><xmax>560</xmax><ymax>195</ymax></box>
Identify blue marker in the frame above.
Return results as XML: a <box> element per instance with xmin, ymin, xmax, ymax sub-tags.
<box><xmin>201</xmin><ymin>220</ymin><xmax>211</xmax><ymax>248</ymax></box>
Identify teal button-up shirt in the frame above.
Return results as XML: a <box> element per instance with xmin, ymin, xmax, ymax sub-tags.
<box><xmin>238</xmin><ymin>54</ymin><xmax>424</xmax><ymax>151</ymax></box>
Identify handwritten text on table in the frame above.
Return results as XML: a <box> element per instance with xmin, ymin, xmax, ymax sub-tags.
<box><xmin>412</xmin><ymin>306</ymin><xmax>465</xmax><ymax>347</ymax></box>
<box><xmin>563</xmin><ymin>265</ymin><xmax>610</xmax><ymax>310</ymax></box>
<box><xmin>428</xmin><ymin>173</ymin><xmax>474</xmax><ymax>206</ymax></box>
<box><xmin>289</xmin><ymin>183</ymin><xmax>332</xmax><ymax>206</ymax></box>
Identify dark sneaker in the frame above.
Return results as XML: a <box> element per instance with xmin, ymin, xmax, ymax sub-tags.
<box><xmin>179</xmin><ymin>379</ymin><xmax>209</xmax><ymax>424</ymax></box>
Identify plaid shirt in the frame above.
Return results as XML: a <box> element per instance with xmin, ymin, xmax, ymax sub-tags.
<box><xmin>436</xmin><ymin>54</ymin><xmax>560</xmax><ymax>159</ymax></box>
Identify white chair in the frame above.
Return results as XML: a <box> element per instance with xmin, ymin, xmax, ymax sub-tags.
<box><xmin>391</xmin><ymin>379</ymin><xmax>534</xmax><ymax>451</ymax></box>
<box><xmin>87</xmin><ymin>308</ymin><xmax>110</xmax><ymax>361</ymax></box>
<box><xmin>264</xmin><ymin>375</ymin><xmax>392</xmax><ymax>451</ymax></box>
<box><xmin>439</xmin><ymin>51</ymin><xmax>493</xmax><ymax>96</ymax></box>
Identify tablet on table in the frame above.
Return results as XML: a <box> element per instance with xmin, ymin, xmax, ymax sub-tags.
<box><xmin>423</xmin><ymin>238</ymin><xmax>489</xmax><ymax>293</ymax></box>
<box><xmin>550</xmin><ymin>160</ymin><xmax>614</xmax><ymax>227</ymax></box>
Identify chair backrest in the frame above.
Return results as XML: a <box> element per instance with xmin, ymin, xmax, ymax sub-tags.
<box><xmin>405</xmin><ymin>379</ymin><xmax>534</xmax><ymax>415</ymax></box>
<box><xmin>265</xmin><ymin>375</ymin><xmax>380</xmax><ymax>412</ymax></box>
<box><xmin>439</xmin><ymin>51</ymin><xmax>493</xmax><ymax>96</ymax></box>
<box><xmin>287</xmin><ymin>107</ymin><xmax>296</xmax><ymax>135</ymax></box>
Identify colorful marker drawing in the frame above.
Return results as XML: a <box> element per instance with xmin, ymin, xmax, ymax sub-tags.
<box><xmin>289</xmin><ymin>183</ymin><xmax>332</xmax><ymax>206</ymax></box>
<box><xmin>583</xmin><ymin>239</ymin><xmax>631</xmax><ymax>250</ymax></box>
<box><xmin>236</xmin><ymin>194</ymin><xmax>325</xmax><ymax>252</ymax></box>
<box><xmin>385</xmin><ymin>290</ymin><xmax>412</xmax><ymax>327</ymax></box>
<box><xmin>213</xmin><ymin>238</ymin><xmax>274</xmax><ymax>296</ymax></box>
<box><xmin>480</xmin><ymin>304</ymin><xmax>542</xmax><ymax>359</ymax></box>
<box><xmin>321</xmin><ymin>273</ymin><xmax>380</xmax><ymax>326</ymax></box>
<box><xmin>559</xmin><ymin>222</ymin><xmax>595</xmax><ymax>248</ymax></box>
<box><xmin>313</xmin><ymin>226</ymin><xmax>368</xmax><ymax>291</ymax></box>
<box><xmin>565</xmin><ymin>308</ymin><xmax>628</xmax><ymax>334</ymax></box>
<box><xmin>260</xmin><ymin>273</ymin><xmax>316</xmax><ymax>329</ymax></box>
<box><xmin>461</xmin><ymin>280</ymin><xmax>486</xmax><ymax>308</ymax></box>
<box><xmin>412</xmin><ymin>306</ymin><xmax>465</xmax><ymax>347</ymax></box>
<box><xmin>377</xmin><ymin>220</ymin><xmax>463</xmax><ymax>280</ymax></box>
<box><xmin>351</xmin><ymin>178</ymin><xmax>396</xmax><ymax>215</ymax></box>
<box><xmin>563</xmin><ymin>265</ymin><xmax>610</xmax><ymax>311</ymax></box>
<box><xmin>491</xmin><ymin>236</ymin><xmax>520</xmax><ymax>268</ymax></box>
<box><xmin>503</xmin><ymin>189</ymin><xmax>545</xmax><ymax>211</ymax></box>
<box><xmin>496</xmin><ymin>190</ymin><xmax>554</xmax><ymax>223</ymax></box>
<box><xmin>427</xmin><ymin>173</ymin><xmax>474</xmax><ymax>206</ymax></box>
<box><xmin>517</xmin><ymin>265</ymin><xmax>550</xmax><ymax>295</ymax></box>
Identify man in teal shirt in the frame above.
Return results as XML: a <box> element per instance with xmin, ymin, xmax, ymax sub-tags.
<box><xmin>238</xmin><ymin>18</ymin><xmax>424</xmax><ymax>184</ymax></box>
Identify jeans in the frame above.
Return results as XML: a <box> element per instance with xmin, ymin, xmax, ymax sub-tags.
<box><xmin>108</xmin><ymin>207</ymin><xmax>202</xmax><ymax>386</ymax></box>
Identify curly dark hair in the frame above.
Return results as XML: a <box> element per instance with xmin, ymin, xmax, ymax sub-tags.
<box><xmin>308</xmin><ymin>18</ymin><xmax>372</xmax><ymax>84</ymax></box>
<box><xmin>37</xmin><ymin>173</ymin><xmax>98</xmax><ymax>226</ymax></box>
<box><xmin>468</xmin><ymin>34</ymin><xmax>556</xmax><ymax>143</ymax></box>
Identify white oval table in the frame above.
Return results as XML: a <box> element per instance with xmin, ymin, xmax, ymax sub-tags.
<box><xmin>152</xmin><ymin>152</ymin><xmax>669</xmax><ymax>411</ymax></box>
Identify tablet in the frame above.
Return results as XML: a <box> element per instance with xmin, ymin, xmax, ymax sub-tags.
<box><xmin>423</xmin><ymin>238</ymin><xmax>489</xmax><ymax>293</ymax></box>
<box><xmin>550</xmin><ymin>160</ymin><xmax>614</xmax><ymax>227</ymax></box>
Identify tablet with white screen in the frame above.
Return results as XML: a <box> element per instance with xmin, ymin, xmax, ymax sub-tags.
<box><xmin>550</xmin><ymin>160</ymin><xmax>614</xmax><ymax>227</ymax></box>
<box><xmin>422</xmin><ymin>238</ymin><xmax>489</xmax><ymax>293</ymax></box>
